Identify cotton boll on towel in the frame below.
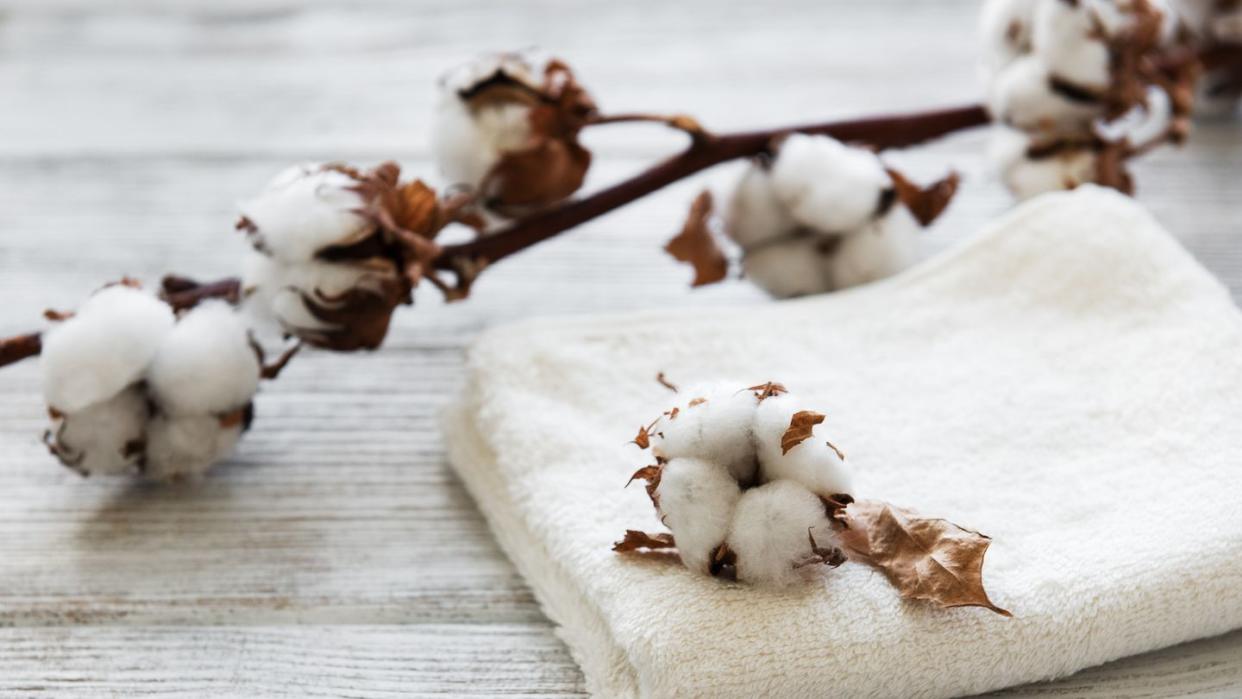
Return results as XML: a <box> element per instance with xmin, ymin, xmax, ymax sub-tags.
<box><xmin>625</xmin><ymin>380</ymin><xmax>855</xmax><ymax>587</ymax></box>
<box><xmin>724</xmin><ymin>135</ymin><xmax>954</xmax><ymax>298</ymax></box>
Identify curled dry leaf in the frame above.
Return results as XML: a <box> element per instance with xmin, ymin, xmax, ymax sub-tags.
<box><xmin>630</xmin><ymin>418</ymin><xmax>659</xmax><ymax>449</ymax></box>
<box><xmin>744</xmin><ymin>381</ymin><xmax>788</xmax><ymax>402</ymax></box>
<box><xmin>627</xmin><ymin>463</ymin><xmax>663</xmax><ymax>507</ymax></box>
<box><xmin>664</xmin><ymin>190</ymin><xmax>728</xmax><ymax>287</ymax></box>
<box><xmin>613</xmin><ymin>529</ymin><xmax>676</xmax><ymax>552</ymax></box>
<box><xmin>820</xmin><ymin>493</ymin><xmax>854</xmax><ymax>529</ymax></box>
<box><xmin>781</xmin><ymin>410</ymin><xmax>826</xmax><ymax>455</ymax></box>
<box><xmin>841</xmin><ymin>499</ymin><xmax>1011</xmax><ymax>616</ymax></box>
<box><xmin>656</xmin><ymin>371</ymin><xmax>678</xmax><ymax>393</ymax></box>
<box><xmin>886</xmin><ymin>168</ymin><xmax>961</xmax><ymax>227</ymax></box>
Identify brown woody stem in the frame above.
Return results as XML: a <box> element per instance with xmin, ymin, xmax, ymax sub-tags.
<box><xmin>160</xmin><ymin>276</ymin><xmax>243</xmax><ymax>312</ymax></box>
<box><xmin>0</xmin><ymin>332</ymin><xmax>42</xmax><ymax>368</ymax></box>
<box><xmin>435</xmin><ymin>103</ymin><xmax>990</xmax><ymax>272</ymax></box>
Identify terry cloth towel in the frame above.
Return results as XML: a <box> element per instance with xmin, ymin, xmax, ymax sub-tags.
<box><xmin>443</xmin><ymin>186</ymin><xmax>1242</xmax><ymax>698</ymax></box>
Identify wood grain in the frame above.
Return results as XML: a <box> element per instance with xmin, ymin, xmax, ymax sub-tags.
<box><xmin>0</xmin><ymin>0</ymin><xmax>1239</xmax><ymax>695</ymax></box>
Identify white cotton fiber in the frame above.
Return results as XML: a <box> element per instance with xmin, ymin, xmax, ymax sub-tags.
<box><xmin>433</xmin><ymin>96</ymin><xmax>532</xmax><ymax>191</ymax></box>
<box><xmin>1096</xmin><ymin>86</ymin><xmax>1173</xmax><ymax>147</ymax></box>
<box><xmin>980</xmin><ymin>0</ymin><xmax>1040</xmax><ymax>74</ymax></box>
<box><xmin>238</xmin><ymin>163</ymin><xmax>371</xmax><ymax>263</ymax></box>
<box><xmin>769</xmin><ymin>134</ymin><xmax>891</xmax><ymax>233</ymax></box>
<box><xmin>144</xmin><ymin>413</ymin><xmax>242</xmax><ymax>481</ymax></box>
<box><xmin>823</xmin><ymin>207</ymin><xmax>919</xmax><ymax>292</ymax></box>
<box><xmin>146</xmin><ymin>301</ymin><xmax>260</xmax><ymax>416</ymax></box>
<box><xmin>1031</xmin><ymin>0</ymin><xmax>1112</xmax><ymax>90</ymax></box>
<box><xmin>242</xmin><ymin>252</ymin><xmax>385</xmax><ymax>336</ymax></box>
<box><xmin>49</xmin><ymin>385</ymin><xmax>148</xmax><ymax>476</ymax></box>
<box><xmin>988</xmin><ymin>127</ymin><xmax>1097</xmax><ymax>199</ymax></box>
<box><xmin>752</xmin><ymin>394</ymin><xmax>853</xmax><ymax>498</ymax></box>
<box><xmin>652</xmin><ymin>383</ymin><xmax>761</xmax><ymax>484</ymax></box>
<box><xmin>726</xmin><ymin>480</ymin><xmax>839</xmax><ymax>587</ymax></box>
<box><xmin>653</xmin><ymin>457</ymin><xmax>743</xmax><ymax>575</ymax></box>
<box><xmin>986</xmin><ymin>55</ymin><xmax>1098</xmax><ymax>135</ymax></box>
<box><xmin>724</xmin><ymin>162</ymin><xmax>798</xmax><ymax>250</ymax></box>
<box><xmin>742</xmin><ymin>236</ymin><xmax>834</xmax><ymax>298</ymax></box>
<box><xmin>40</xmin><ymin>285</ymin><xmax>175</xmax><ymax>413</ymax></box>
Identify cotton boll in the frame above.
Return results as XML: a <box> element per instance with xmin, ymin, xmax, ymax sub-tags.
<box><xmin>652</xmin><ymin>383</ymin><xmax>761</xmax><ymax>484</ymax></box>
<box><xmin>238</xmin><ymin>163</ymin><xmax>371</xmax><ymax>264</ymax></box>
<box><xmin>752</xmin><ymin>395</ymin><xmax>853</xmax><ymax>498</ymax></box>
<box><xmin>769</xmin><ymin>134</ymin><xmax>892</xmax><ymax>233</ymax></box>
<box><xmin>726</xmin><ymin>480</ymin><xmax>840</xmax><ymax>587</ymax></box>
<box><xmin>653</xmin><ymin>457</ymin><xmax>743</xmax><ymax>575</ymax></box>
<box><xmin>987</xmin><ymin>56</ymin><xmax>1099</xmax><ymax>136</ymax></box>
<box><xmin>1030</xmin><ymin>0</ymin><xmax>1112</xmax><ymax>90</ymax></box>
<box><xmin>991</xmin><ymin>129</ymin><xmax>1098</xmax><ymax>200</ymax></box>
<box><xmin>1096</xmin><ymin>86</ymin><xmax>1173</xmax><ymax>146</ymax></box>
<box><xmin>242</xmin><ymin>252</ymin><xmax>389</xmax><ymax>336</ymax></box>
<box><xmin>144</xmin><ymin>414</ymin><xmax>242</xmax><ymax>481</ymax></box>
<box><xmin>47</xmin><ymin>385</ymin><xmax>148</xmax><ymax>476</ymax></box>
<box><xmin>147</xmin><ymin>302</ymin><xmax>260</xmax><ymax>416</ymax></box>
<box><xmin>822</xmin><ymin>207</ymin><xmax>919</xmax><ymax>291</ymax></box>
<box><xmin>40</xmin><ymin>285</ymin><xmax>175</xmax><ymax>413</ymax></box>
<box><xmin>980</xmin><ymin>0</ymin><xmax>1040</xmax><ymax>74</ymax></box>
<box><xmin>433</xmin><ymin>94</ymin><xmax>532</xmax><ymax>191</ymax></box>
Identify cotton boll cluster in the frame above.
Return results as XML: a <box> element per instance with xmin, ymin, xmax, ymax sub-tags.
<box><xmin>627</xmin><ymin>382</ymin><xmax>854</xmax><ymax>586</ymax></box>
<box><xmin>432</xmin><ymin>50</ymin><xmax>598</xmax><ymax>216</ymax></box>
<box><xmin>980</xmin><ymin>0</ymin><xmax>1197</xmax><ymax>199</ymax></box>
<box><xmin>723</xmin><ymin>134</ymin><xmax>953</xmax><ymax>298</ymax></box>
<box><xmin>238</xmin><ymin>161</ymin><xmax>453</xmax><ymax>351</ymax></box>
<box><xmin>40</xmin><ymin>286</ymin><xmax>261</xmax><ymax>481</ymax></box>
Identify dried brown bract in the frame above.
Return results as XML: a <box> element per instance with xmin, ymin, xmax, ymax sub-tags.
<box><xmin>665</xmin><ymin>191</ymin><xmax>729</xmax><ymax>287</ymax></box>
<box><xmin>781</xmin><ymin>410</ymin><xmax>827</xmax><ymax>454</ymax></box>
<box><xmin>613</xmin><ymin>529</ymin><xmax>676</xmax><ymax>552</ymax></box>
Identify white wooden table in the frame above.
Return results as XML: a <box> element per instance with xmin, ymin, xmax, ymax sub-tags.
<box><xmin>1</xmin><ymin>1</ymin><xmax>1240</xmax><ymax>695</ymax></box>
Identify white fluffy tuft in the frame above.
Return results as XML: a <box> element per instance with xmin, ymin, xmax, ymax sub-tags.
<box><xmin>654</xmin><ymin>457</ymin><xmax>742</xmax><ymax>575</ymax></box>
<box><xmin>238</xmin><ymin>163</ymin><xmax>370</xmax><ymax>263</ymax></box>
<box><xmin>144</xmin><ymin>414</ymin><xmax>243</xmax><ymax>482</ymax></box>
<box><xmin>986</xmin><ymin>55</ymin><xmax>1098</xmax><ymax>135</ymax></box>
<box><xmin>769</xmin><ymin>134</ymin><xmax>891</xmax><ymax>233</ymax></box>
<box><xmin>147</xmin><ymin>301</ymin><xmax>261</xmax><ymax>416</ymax></box>
<box><xmin>752</xmin><ymin>394</ymin><xmax>854</xmax><ymax>498</ymax></box>
<box><xmin>48</xmin><ymin>385</ymin><xmax>148</xmax><ymax>476</ymax></box>
<box><xmin>988</xmin><ymin>126</ymin><xmax>1097</xmax><ymax>200</ymax></box>
<box><xmin>40</xmin><ymin>285</ymin><xmax>175</xmax><ymax>413</ymax></box>
<box><xmin>1030</xmin><ymin>0</ymin><xmax>1112</xmax><ymax>90</ymax></box>
<box><xmin>824</xmin><ymin>207</ymin><xmax>919</xmax><ymax>291</ymax></box>
<box><xmin>726</xmin><ymin>480</ymin><xmax>840</xmax><ymax>587</ymax></box>
<box><xmin>980</xmin><ymin>0</ymin><xmax>1040</xmax><ymax>74</ymax></box>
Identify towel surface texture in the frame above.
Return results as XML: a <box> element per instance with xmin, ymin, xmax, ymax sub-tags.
<box><xmin>443</xmin><ymin>187</ymin><xmax>1242</xmax><ymax>698</ymax></box>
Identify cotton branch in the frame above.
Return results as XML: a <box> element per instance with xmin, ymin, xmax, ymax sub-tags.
<box><xmin>0</xmin><ymin>332</ymin><xmax>41</xmax><ymax>368</ymax></box>
<box><xmin>434</xmin><ymin>103</ymin><xmax>990</xmax><ymax>273</ymax></box>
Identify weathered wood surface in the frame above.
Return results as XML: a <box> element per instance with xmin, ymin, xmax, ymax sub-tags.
<box><xmin>0</xmin><ymin>0</ymin><xmax>1239</xmax><ymax>695</ymax></box>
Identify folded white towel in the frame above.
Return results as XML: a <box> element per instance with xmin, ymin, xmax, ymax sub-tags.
<box><xmin>443</xmin><ymin>186</ymin><xmax>1242</xmax><ymax>698</ymax></box>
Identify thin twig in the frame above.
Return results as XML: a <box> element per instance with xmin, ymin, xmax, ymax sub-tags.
<box><xmin>0</xmin><ymin>332</ymin><xmax>42</xmax><ymax>368</ymax></box>
<box><xmin>434</xmin><ymin>103</ymin><xmax>990</xmax><ymax>272</ymax></box>
<box><xmin>160</xmin><ymin>276</ymin><xmax>243</xmax><ymax>312</ymax></box>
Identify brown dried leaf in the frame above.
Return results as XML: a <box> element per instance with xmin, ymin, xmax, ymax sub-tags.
<box><xmin>630</xmin><ymin>418</ymin><xmax>659</xmax><ymax>450</ymax></box>
<box><xmin>841</xmin><ymin>500</ymin><xmax>1011</xmax><ymax>616</ymax></box>
<box><xmin>820</xmin><ymin>493</ymin><xmax>854</xmax><ymax>529</ymax></box>
<box><xmin>626</xmin><ymin>464</ymin><xmax>664</xmax><ymax>508</ymax></box>
<box><xmin>687</xmin><ymin>397</ymin><xmax>707</xmax><ymax>408</ymax></box>
<box><xmin>664</xmin><ymin>191</ymin><xmax>728</xmax><ymax>287</ymax></box>
<box><xmin>484</xmin><ymin>139</ymin><xmax>592</xmax><ymax>212</ymax></box>
<box><xmin>613</xmin><ymin>529</ymin><xmax>676</xmax><ymax>552</ymax></box>
<box><xmin>745</xmin><ymin>381</ymin><xmax>788</xmax><ymax>402</ymax></box>
<box><xmin>781</xmin><ymin>410</ymin><xmax>826</xmax><ymax>454</ymax></box>
<box><xmin>656</xmin><ymin>372</ymin><xmax>678</xmax><ymax>393</ymax></box>
<box><xmin>886</xmin><ymin>168</ymin><xmax>961</xmax><ymax>227</ymax></box>
<box><xmin>793</xmin><ymin>529</ymin><xmax>847</xmax><ymax>569</ymax></box>
<box><xmin>293</xmin><ymin>276</ymin><xmax>410</xmax><ymax>351</ymax></box>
